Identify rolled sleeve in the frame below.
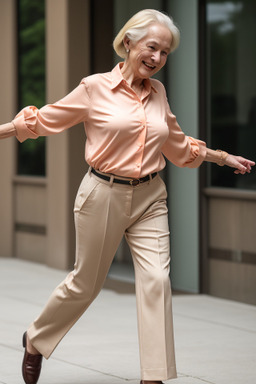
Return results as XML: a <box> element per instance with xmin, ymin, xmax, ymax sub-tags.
<box><xmin>12</xmin><ymin>106</ymin><xmax>39</xmax><ymax>142</ymax></box>
<box><xmin>184</xmin><ymin>136</ymin><xmax>207</xmax><ymax>168</ymax></box>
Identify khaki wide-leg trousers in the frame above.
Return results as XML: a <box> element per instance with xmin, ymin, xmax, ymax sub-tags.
<box><xmin>27</xmin><ymin>170</ymin><xmax>177</xmax><ymax>381</ymax></box>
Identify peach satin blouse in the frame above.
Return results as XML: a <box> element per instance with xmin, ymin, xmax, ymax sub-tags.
<box><xmin>8</xmin><ymin>63</ymin><xmax>206</xmax><ymax>178</ymax></box>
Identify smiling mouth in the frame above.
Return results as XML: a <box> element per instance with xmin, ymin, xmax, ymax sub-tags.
<box><xmin>142</xmin><ymin>61</ymin><xmax>156</xmax><ymax>70</ymax></box>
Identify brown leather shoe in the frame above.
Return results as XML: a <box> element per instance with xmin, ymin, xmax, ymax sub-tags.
<box><xmin>140</xmin><ymin>381</ymin><xmax>164</xmax><ymax>384</ymax></box>
<box><xmin>22</xmin><ymin>332</ymin><xmax>43</xmax><ymax>384</ymax></box>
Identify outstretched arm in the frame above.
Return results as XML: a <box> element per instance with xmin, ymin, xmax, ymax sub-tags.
<box><xmin>0</xmin><ymin>81</ymin><xmax>90</xmax><ymax>143</ymax></box>
<box><xmin>205</xmin><ymin>148</ymin><xmax>255</xmax><ymax>175</ymax></box>
<box><xmin>0</xmin><ymin>122</ymin><xmax>16</xmax><ymax>139</ymax></box>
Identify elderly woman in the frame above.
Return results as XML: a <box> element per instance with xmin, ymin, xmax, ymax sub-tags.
<box><xmin>0</xmin><ymin>9</ymin><xmax>254</xmax><ymax>384</ymax></box>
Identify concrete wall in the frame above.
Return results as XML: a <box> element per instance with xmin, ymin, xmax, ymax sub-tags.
<box><xmin>14</xmin><ymin>177</ymin><xmax>47</xmax><ymax>263</ymax></box>
<box><xmin>205</xmin><ymin>188</ymin><xmax>256</xmax><ymax>305</ymax></box>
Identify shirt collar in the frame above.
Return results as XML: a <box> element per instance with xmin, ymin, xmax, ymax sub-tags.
<box><xmin>110</xmin><ymin>62</ymin><xmax>158</xmax><ymax>94</ymax></box>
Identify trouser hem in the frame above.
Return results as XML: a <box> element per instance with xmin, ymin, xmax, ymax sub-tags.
<box><xmin>141</xmin><ymin>366</ymin><xmax>177</xmax><ymax>381</ymax></box>
<box><xmin>27</xmin><ymin>327</ymin><xmax>52</xmax><ymax>359</ymax></box>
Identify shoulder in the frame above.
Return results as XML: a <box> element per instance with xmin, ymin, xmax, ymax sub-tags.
<box><xmin>80</xmin><ymin>71</ymin><xmax>112</xmax><ymax>88</ymax></box>
<box><xmin>79</xmin><ymin>72</ymin><xmax>112</xmax><ymax>98</ymax></box>
<box><xmin>150</xmin><ymin>78</ymin><xmax>167</xmax><ymax>95</ymax></box>
<box><xmin>150</xmin><ymin>79</ymin><xmax>168</xmax><ymax>104</ymax></box>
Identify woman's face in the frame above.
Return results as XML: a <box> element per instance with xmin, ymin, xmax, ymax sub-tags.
<box><xmin>124</xmin><ymin>23</ymin><xmax>172</xmax><ymax>80</ymax></box>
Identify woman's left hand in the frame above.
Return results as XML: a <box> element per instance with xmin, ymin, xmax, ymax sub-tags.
<box><xmin>225</xmin><ymin>154</ymin><xmax>255</xmax><ymax>175</ymax></box>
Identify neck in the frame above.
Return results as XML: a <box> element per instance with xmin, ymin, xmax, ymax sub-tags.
<box><xmin>121</xmin><ymin>61</ymin><xmax>144</xmax><ymax>89</ymax></box>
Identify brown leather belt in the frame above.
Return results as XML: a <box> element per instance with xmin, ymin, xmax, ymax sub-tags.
<box><xmin>91</xmin><ymin>168</ymin><xmax>157</xmax><ymax>186</ymax></box>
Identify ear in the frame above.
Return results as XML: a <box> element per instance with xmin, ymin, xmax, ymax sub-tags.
<box><xmin>123</xmin><ymin>35</ymin><xmax>130</xmax><ymax>51</ymax></box>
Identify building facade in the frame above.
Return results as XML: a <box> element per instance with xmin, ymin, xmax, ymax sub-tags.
<box><xmin>0</xmin><ymin>0</ymin><xmax>255</xmax><ymax>305</ymax></box>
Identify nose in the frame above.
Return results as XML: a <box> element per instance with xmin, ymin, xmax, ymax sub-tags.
<box><xmin>152</xmin><ymin>51</ymin><xmax>161</xmax><ymax>63</ymax></box>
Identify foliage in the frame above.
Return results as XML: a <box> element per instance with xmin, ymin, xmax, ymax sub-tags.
<box><xmin>17</xmin><ymin>0</ymin><xmax>46</xmax><ymax>176</ymax></box>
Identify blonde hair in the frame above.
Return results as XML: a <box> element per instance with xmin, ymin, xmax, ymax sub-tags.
<box><xmin>113</xmin><ymin>9</ymin><xmax>180</xmax><ymax>59</ymax></box>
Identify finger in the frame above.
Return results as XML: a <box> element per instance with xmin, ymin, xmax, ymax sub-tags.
<box><xmin>234</xmin><ymin>167</ymin><xmax>246</xmax><ymax>175</ymax></box>
<box><xmin>238</xmin><ymin>165</ymin><xmax>247</xmax><ymax>173</ymax></box>
<box><xmin>243</xmin><ymin>160</ymin><xmax>255</xmax><ymax>168</ymax></box>
<box><xmin>244</xmin><ymin>161</ymin><xmax>254</xmax><ymax>169</ymax></box>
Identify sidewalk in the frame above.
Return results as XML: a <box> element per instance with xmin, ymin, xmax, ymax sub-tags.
<box><xmin>0</xmin><ymin>258</ymin><xmax>255</xmax><ymax>384</ymax></box>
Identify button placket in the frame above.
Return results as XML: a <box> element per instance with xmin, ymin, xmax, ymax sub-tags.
<box><xmin>133</xmin><ymin>111</ymin><xmax>147</xmax><ymax>175</ymax></box>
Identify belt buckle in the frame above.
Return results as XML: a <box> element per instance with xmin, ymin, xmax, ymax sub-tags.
<box><xmin>129</xmin><ymin>179</ymin><xmax>140</xmax><ymax>186</ymax></box>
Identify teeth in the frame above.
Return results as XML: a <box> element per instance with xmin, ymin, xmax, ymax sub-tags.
<box><xmin>144</xmin><ymin>62</ymin><xmax>155</xmax><ymax>69</ymax></box>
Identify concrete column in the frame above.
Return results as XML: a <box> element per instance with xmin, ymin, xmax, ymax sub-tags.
<box><xmin>167</xmin><ymin>0</ymin><xmax>200</xmax><ymax>292</ymax></box>
<box><xmin>0</xmin><ymin>0</ymin><xmax>17</xmax><ymax>257</ymax></box>
<box><xmin>46</xmin><ymin>0</ymin><xmax>90</xmax><ymax>269</ymax></box>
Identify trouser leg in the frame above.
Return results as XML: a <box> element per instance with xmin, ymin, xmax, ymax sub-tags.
<box><xmin>126</xmin><ymin>187</ymin><xmax>177</xmax><ymax>381</ymax></box>
<box><xmin>27</xmin><ymin>171</ymin><xmax>177</xmax><ymax>381</ymax></box>
<box><xmin>27</xmin><ymin>173</ymin><xmax>128</xmax><ymax>358</ymax></box>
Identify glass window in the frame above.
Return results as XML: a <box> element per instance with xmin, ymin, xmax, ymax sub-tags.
<box><xmin>206</xmin><ymin>0</ymin><xmax>256</xmax><ymax>189</ymax></box>
<box><xmin>17</xmin><ymin>0</ymin><xmax>46</xmax><ymax>176</ymax></box>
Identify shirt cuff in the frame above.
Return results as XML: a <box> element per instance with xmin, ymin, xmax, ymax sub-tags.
<box><xmin>12</xmin><ymin>106</ymin><xmax>39</xmax><ymax>142</ymax></box>
<box><xmin>185</xmin><ymin>137</ymin><xmax>207</xmax><ymax>168</ymax></box>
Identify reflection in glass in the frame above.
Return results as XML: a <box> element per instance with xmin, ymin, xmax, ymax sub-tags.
<box><xmin>207</xmin><ymin>0</ymin><xmax>256</xmax><ymax>189</ymax></box>
<box><xmin>17</xmin><ymin>0</ymin><xmax>46</xmax><ymax>176</ymax></box>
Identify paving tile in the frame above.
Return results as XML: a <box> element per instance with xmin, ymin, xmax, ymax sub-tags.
<box><xmin>1</xmin><ymin>258</ymin><xmax>256</xmax><ymax>384</ymax></box>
